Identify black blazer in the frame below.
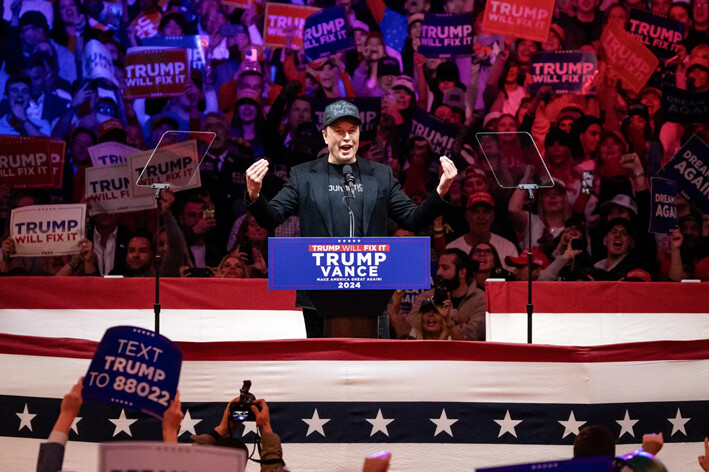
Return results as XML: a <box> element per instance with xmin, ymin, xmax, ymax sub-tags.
<box><xmin>248</xmin><ymin>156</ymin><xmax>448</xmax><ymax>237</ymax></box>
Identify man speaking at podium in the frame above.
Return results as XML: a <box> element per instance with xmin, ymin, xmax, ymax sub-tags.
<box><xmin>246</xmin><ymin>100</ymin><xmax>458</xmax><ymax>338</ymax></box>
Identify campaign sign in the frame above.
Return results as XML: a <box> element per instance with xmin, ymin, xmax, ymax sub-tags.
<box><xmin>10</xmin><ymin>204</ymin><xmax>86</xmax><ymax>257</ymax></box>
<box><xmin>83</xmin><ymin>39</ymin><xmax>118</xmax><ymax>85</ymax></box>
<box><xmin>530</xmin><ymin>51</ymin><xmax>597</xmax><ymax>94</ymax></box>
<box><xmin>124</xmin><ymin>48</ymin><xmax>189</xmax><ymax>99</ymax></box>
<box><xmin>650</xmin><ymin>177</ymin><xmax>677</xmax><ymax>234</ymax></box>
<box><xmin>600</xmin><ymin>24</ymin><xmax>659</xmax><ymax>94</ymax></box>
<box><xmin>657</xmin><ymin>135</ymin><xmax>709</xmax><ymax>212</ymax></box>
<box><xmin>303</xmin><ymin>6</ymin><xmax>355</xmax><ymax>61</ymax></box>
<box><xmin>481</xmin><ymin>0</ymin><xmax>554</xmax><ymax>42</ymax></box>
<box><xmin>100</xmin><ymin>442</ymin><xmax>247</xmax><ymax>472</ymax></box>
<box><xmin>83</xmin><ymin>326</ymin><xmax>182</xmax><ymax>419</ymax></box>
<box><xmin>478</xmin><ymin>456</ymin><xmax>614</xmax><ymax>472</ymax></box>
<box><xmin>263</xmin><ymin>3</ymin><xmax>320</xmax><ymax>50</ymax></box>
<box><xmin>269</xmin><ymin>237</ymin><xmax>431</xmax><ymax>290</ymax></box>
<box><xmin>662</xmin><ymin>85</ymin><xmax>709</xmax><ymax>123</ymax></box>
<box><xmin>0</xmin><ymin>137</ymin><xmax>53</xmax><ymax>188</ymax></box>
<box><xmin>627</xmin><ymin>8</ymin><xmax>683</xmax><ymax>59</ymax></box>
<box><xmin>89</xmin><ymin>142</ymin><xmax>140</xmax><ymax>167</ymax></box>
<box><xmin>419</xmin><ymin>13</ymin><xmax>474</xmax><ymax>58</ymax></box>
<box><xmin>49</xmin><ymin>140</ymin><xmax>66</xmax><ymax>189</ymax></box>
<box><xmin>312</xmin><ymin>97</ymin><xmax>382</xmax><ymax>142</ymax></box>
<box><xmin>410</xmin><ymin>107</ymin><xmax>460</xmax><ymax>157</ymax></box>
<box><xmin>142</xmin><ymin>35</ymin><xmax>209</xmax><ymax>71</ymax></box>
<box><xmin>131</xmin><ymin>10</ymin><xmax>161</xmax><ymax>39</ymax></box>
<box><xmin>223</xmin><ymin>0</ymin><xmax>253</xmax><ymax>8</ymax></box>
<box><xmin>131</xmin><ymin>140</ymin><xmax>202</xmax><ymax>196</ymax></box>
<box><xmin>85</xmin><ymin>164</ymin><xmax>156</xmax><ymax>216</ymax></box>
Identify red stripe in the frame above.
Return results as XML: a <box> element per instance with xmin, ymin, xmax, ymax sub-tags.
<box><xmin>2</xmin><ymin>333</ymin><xmax>709</xmax><ymax>363</ymax></box>
<box><xmin>485</xmin><ymin>281</ymin><xmax>708</xmax><ymax>313</ymax></box>
<box><xmin>0</xmin><ymin>278</ymin><xmax>296</xmax><ymax>310</ymax></box>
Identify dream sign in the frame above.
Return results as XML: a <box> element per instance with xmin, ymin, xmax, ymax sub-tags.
<box><xmin>83</xmin><ymin>326</ymin><xmax>182</xmax><ymax>418</ymax></box>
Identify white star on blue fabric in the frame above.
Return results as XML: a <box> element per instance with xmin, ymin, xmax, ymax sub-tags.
<box><xmin>16</xmin><ymin>404</ymin><xmax>36</xmax><ymax>432</ymax></box>
<box><xmin>366</xmin><ymin>409</ymin><xmax>394</xmax><ymax>437</ymax></box>
<box><xmin>667</xmin><ymin>408</ymin><xmax>690</xmax><ymax>436</ymax></box>
<box><xmin>430</xmin><ymin>409</ymin><xmax>458</xmax><ymax>437</ymax></box>
<box><xmin>558</xmin><ymin>411</ymin><xmax>586</xmax><ymax>438</ymax></box>
<box><xmin>109</xmin><ymin>409</ymin><xmax>137</xmax><ymax>437</ymax></box>
<box><xmin>494</xmin><ymin>410</ymin><xmax>522</xmax><ymax>438</ymax></box>
<box><xmin>616</xmin><ymin>410</ymin><xmax>639</xmax><ymax>438</ymax></box>
<box><xmin>178</xmin><ymin>409</ymin><xmax>202</xmax><ymax>437</ymax></box>
<box><xmin>303</xmin><ymin>409</ymin><xmax>331</xmax><ymax>437</ymax></box>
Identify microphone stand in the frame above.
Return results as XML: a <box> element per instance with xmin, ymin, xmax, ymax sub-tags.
<box><xmin>151</xmin><ymin>183</ymin><xmax>170</xmax><ymax>333</ymax></box>
<box><xmin>519</xmin><ymin>183</ymin><xmax>537</xmax><ymax>344</ymax></box>
<box><xmin>342</xmin><ymin>182</ymin><xmax>356</xmax><ymax>238</ymax></box>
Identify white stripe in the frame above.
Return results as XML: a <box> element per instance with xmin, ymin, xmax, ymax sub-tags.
<box><xmin>1</xmin><ymin>437</ymin><xmax>702</xmax><ymax>472</ymax></box>
<box><xmin>0</xmin><ymin>309</ymin><xmax>306</xmax><ymax>341</ymax></box>
<box><xmin>486</xmin><ymin>312</ymin><xmax>709</xmax><ymax>345</ymax></box>
<box><xmin>4</xmin><ymin>354</ymin><xmax>709</xmax><ymax>404</ymax></box>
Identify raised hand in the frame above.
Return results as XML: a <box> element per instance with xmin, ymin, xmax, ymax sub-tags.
<box><xmin>436</xmin><ymin>156</ymin><xmax>458</xmax><ymax>197</ymax></box>
<box><xmin>246</xmin><ymin>159</ymin><xmax>270</xmax><ymax>201</ymax></box>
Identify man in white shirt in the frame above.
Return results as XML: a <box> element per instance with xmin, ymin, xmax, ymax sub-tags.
<box><xmin>446</xmin><ymin>191</ymin><xmax>519</xmax><ymax>271</ymax></box>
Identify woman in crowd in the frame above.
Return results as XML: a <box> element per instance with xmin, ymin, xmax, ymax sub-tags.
<box><xmin>216</xmin><ymin>254</ymin><xmax>249</xmax><ymax>278</ymax></box>
<box><xmin>231</xmin><ymin>213</ymin><xmax>269</xmax><ymax>278</ymax></box>
<box><xmin>470</xmin><ymin>242</ymin><xmax>512</xmax><ymax>290</ymax></box>
<box><xmin>408</xmin><ymin>299</ymin><xmax>455</xmax><ymax>340</ymax></box>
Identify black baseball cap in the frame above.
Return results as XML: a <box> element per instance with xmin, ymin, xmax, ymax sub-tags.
<box><xmin>322</xmin><ymin>100</ymin><xmax>361</xmax><ymax>129</ymax></box>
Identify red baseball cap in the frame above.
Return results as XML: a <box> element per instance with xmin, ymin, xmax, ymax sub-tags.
<box><xmin>622</xmin><ymin>269</ymin><xmax>652</xmax><ymax>282</ymax></box>
<box><xmin>505</xmin><ymin>248</ymin><xmax>549</xmax><ymax>269</ymax></box>
<box><xmin>466</xmin><ymin>191</ymin><xmax>495</xmax><ymax>209</ymax></box>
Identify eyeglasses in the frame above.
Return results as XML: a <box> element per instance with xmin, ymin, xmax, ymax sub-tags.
<box><xmin>472</xmin><ymin>248</ymin><xmax>493</xmax><ymax>256</ymax></box>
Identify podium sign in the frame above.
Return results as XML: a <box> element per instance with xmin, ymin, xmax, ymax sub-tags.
<box><xmin>268</xmin><ymin>237</ymin><xmax>430</xmax><ymax>290</ymax></box>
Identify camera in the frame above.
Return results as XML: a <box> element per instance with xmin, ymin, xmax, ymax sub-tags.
<box><xmin>229</xmin><ymin>380</ymin><xmax>259</xmax><ymax>422</ymax></box>
<box><xmin>433</xmin><ymin>285</ymin><xmax>449</xmax><ymax>305</ymax></box>
<box><xmin>571</xmin><ymin>239</ymin><xmax>585</xmax><ymax>251</ymax></box>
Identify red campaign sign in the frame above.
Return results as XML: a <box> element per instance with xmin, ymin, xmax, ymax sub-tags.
<box><xmin>263</xmin><ymin>3</ymin><xmax>320</xmax><ymax>50</ymax></box>
<box><xmin>124</xmin><ymin>48</ymin><xmax>189</xmax><ymax>99</ymax></box>
<box><xmin>481</xmin><ymin>0</ymin><xmax>554</xmax><ymax>42</ymax></box>
<box><xmin>131</xmin><ymin>11</ymin><xmax>162</xmax><ymax>39</ymax></box>
<box><xmin>49</xmin><ymin>140</ymin><xmax>66</xmax><ymax>189</ymax></box>
<box><xmin>0</xmin><ymin>137</ymin><xmax>54</xmax><ymax>188</ymax></box>
<box><xmin>222</xmin><ymin>0</ymin><xmax>253</xmax><ymax>9</ymax></box>
<box><xmin>6</xmin><ymin>137</ymin><xmax>66</xmax><ymax>189</ymax></box>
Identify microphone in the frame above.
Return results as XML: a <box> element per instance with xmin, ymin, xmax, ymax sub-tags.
<box><xmin>343</xmin><ymin>165</ymin><xmax>356</xmax><ymax>191</ymax></box>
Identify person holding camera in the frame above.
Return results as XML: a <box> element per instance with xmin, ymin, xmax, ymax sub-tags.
<box><xmin>165</xmin><ymin>387</ymin><xmax>285</xmax><ymax>471</ymax></box>
<box><xmin>391</xmin><ymin>248</ymin><xmax>485</xmax><ymax>341</ymax></box>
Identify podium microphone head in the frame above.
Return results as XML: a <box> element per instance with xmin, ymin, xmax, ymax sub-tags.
<box><xmin>343</xmin><ymin>165</ymin><xmax>356</xmax><ymax>188</ymax></box>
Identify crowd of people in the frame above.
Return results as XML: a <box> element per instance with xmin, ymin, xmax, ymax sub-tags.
<box><xmin>0</xmin><ymin>0</ymin><xmax>708</xmax><ymax>336</ymax></box>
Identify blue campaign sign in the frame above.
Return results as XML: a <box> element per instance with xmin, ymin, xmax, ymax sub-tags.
<box><xmin>650</xmin><ymin>177</ymin><xmax>678</xmax><ymax>234</ymax></box>
<box><xmin>410</xmin><ymin>107</ymin><xmax>460</xmax><ymax>157</ymax></box>
<box><xmin>312</xmin><ymin>97</ymin><xmax>381</xmax><ymax>141</ymax></box>
<box><xmin>303</xmin><ymin>6</ymin><xmax>355</xmax><ymax>61</ymax></box>
<box><xmin>268</xmin><ymin>237</ymin><xmax>431</xmax><ymax>290</ymax></box>
<box><xmin>478</xmin><ymin>456</ymin><xmax>614</xmax><ymax>472</ymax></box>
<box><xmin>142</xmin><ymin>35</ymin><xmax>208</xmax><ymax>71</ymax></box>
<box><xmin>418</xmin><ymin>13</ymin><xmax>474</xmax><ymax>58</ymax></box>
<box><xmin>662</xmin><ymin>85</ymin><xmax>709</xmax><ymax>124</ymax></box>
<box><xmin>530</xmin><ymin>51</ymin><xmax>597</xmax><ymax>94</ymax></box>
<box><xmin>627</xmin><ymin>8</ymin><xmax>684</xmax><ymax>59</ymax></box>
<box><xmin>83</xmin><ymin>326</ymin><xmax>182</xmax><ymax>419</ymax></box>
<box><xmin>657</xmin><ymin>134</ymin><xmax>709</xmax><ymax>212</ymax></box>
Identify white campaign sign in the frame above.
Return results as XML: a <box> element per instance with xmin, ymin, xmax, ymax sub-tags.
<box><xmin>10</xmin><ymin>204</ymin><xmax>86</xmax><ymax>257</ymax></box>
<box><xmin>89</xmin><ymin>142</ymin><xmax>140</xmax><ymax>167</ymax></box>
<box><xmin>85</xmin><ymin>163</ymin><xmax>155</xmax><ymax>216</ymax></box>
<box><xmin>99</xmin><ymin>442</ymin><xmax>247</xmax><ymax>472</ymax></box>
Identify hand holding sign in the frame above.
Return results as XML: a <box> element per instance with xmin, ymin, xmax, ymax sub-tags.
<box><xmin>83</xmin><ymin>326</ymin><xmax>182</xmax><ymax>419</ymax></box>
<box><xmin>670</xmin><ymin>228</ymin><xmax>683</xmax><ymax>250</ymax></box>
<box><xmin>162</xmin><ymin>391</ymin><xmax>184</xmax><ymax>442</ymax></box>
